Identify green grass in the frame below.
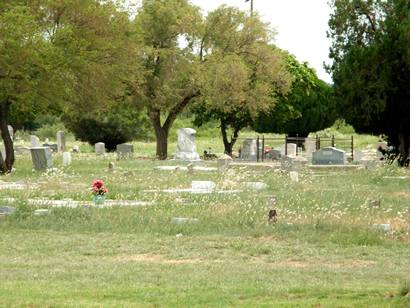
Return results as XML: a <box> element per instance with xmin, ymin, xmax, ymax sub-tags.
<box><xmin>0</xmin><ymin>136</ymin><xmax>409</xmax><ymax>307</ymax></box>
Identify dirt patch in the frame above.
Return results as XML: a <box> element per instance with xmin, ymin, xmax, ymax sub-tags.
<box><xmin>114</xmin><ymin>254</ymin><xmax>202</xmax><ymax>265</ymax></box>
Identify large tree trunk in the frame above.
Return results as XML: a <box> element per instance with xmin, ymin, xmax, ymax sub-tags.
<box><xmin>220</xmin><ymin>119</ymin><xmax>240</xmax><ymax>156</ymax></box>
<box><xmin>397</xmin><ymin>129</ymin><xmax>409</xmax><ymax>167</ymax></box>
<box><xmin>148</xmin><ymin>91</ymin><xmax>200</xmax><ymax>160</ymax></box>
<box><xmin>0</xmin><ymin>101</ymin><xmax>14</xmax><ymax>173</ymax></box>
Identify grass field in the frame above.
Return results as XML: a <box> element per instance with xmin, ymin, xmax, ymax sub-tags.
<box><xmin>0</xmin><ymin>136</ymin><xmax>409</xmax><ymax>307</ymax></box>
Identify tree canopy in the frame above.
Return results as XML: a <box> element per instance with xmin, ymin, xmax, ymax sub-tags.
<box><xmin>328</xmin><ymin>0</ymin><xmax>410</xmax><ymax>164</ymax></box>
<box><xmin>253</xmin><ymin>53</ymin><xmax>336</xmax><ymax>137</ymax></box>
<box><xmin>193</xmin><ymin>6</ymin><xmax>291</xmax><ymax>155</ymax></box>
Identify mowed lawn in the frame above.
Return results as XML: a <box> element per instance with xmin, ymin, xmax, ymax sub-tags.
<box><xmin>0</xmin><ymin>148</ymin><xmax>409</xmax><ymax>307</ymax></box>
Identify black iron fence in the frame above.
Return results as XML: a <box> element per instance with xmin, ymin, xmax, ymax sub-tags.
<box><xmin>236</xmin><ymin>135</ymin><xmax>354</xmax><ymax>162</ymax></box>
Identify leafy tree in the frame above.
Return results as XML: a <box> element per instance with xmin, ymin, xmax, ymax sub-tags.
<box><xmin>253</xmin><ymin>53</ymin><xmax>336</xmax><ymax>138</ymax></box>
<box><xmin>131</xmin><ymin>0</ymin><xmax>202</xmax><ymax>159</ymax></box>
<box><xmin>0</xmin><ymin>1</ymin><xmax>138</xmax><ymax>172</ymax></box>
<box><xmin>193</xmin><ymin>7</ymin><xmax>291</xmax><ymax>155</ymax></box>
<box><xmin>328</xmin><ymin>0</ymin><xmax>410</xmax><ymax>165</ymax></box>
<box><xmin>0</xmin><ymin>5</ymin><xmax>58</xmax><ymax>173</ymax></box>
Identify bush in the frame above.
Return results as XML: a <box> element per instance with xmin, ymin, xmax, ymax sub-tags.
<box><xmin>63</xmin><ymin>104</ymin><xmax>151</xmax><ymax>151</ymax></box>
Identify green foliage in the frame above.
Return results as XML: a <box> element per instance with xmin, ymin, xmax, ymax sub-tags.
<box><xmin>328</xmin><ymin>0</ymin><xmax>410</xmax><ymax>164</ymax></box>
<box><xmin>193</xmin><ymin>7</ymin><xmax>291</xmax><ymax>154</ymax></box>
<box><xmin>253</xmin><ymin>53</ymin><xmax>336</xmax><ymax>136</ymax></box>
<box><xmin>63</xmin><ymin>103</ymin><xmax>151</xmax><ymax>151</ymax></box>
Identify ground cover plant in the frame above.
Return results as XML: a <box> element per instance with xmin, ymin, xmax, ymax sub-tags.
<box><xmin>0</xmin><ymin>135</ymin><xmax>409</xmax><ymax>307</ymax></box>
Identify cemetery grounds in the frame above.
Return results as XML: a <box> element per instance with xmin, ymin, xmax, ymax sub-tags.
<box><xmin>0</xmin><ymin>136</ymin><xmax>409</xmax><ymax>307</ymax></box>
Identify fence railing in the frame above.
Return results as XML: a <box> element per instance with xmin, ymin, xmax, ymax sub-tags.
<box><xmin>235</xmin><ymin>135</ymin><xmax>354</xmax><ymax>162</ymax></box>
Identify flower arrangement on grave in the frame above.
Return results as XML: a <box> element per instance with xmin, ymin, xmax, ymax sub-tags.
<box><xmin>91</xmin><ymin>179</ymin><xmax>108</xmax><ymax>205</ymax></box>
<box><xmin>91</xmin><ymin>179</ymin><xmax>108</xmax><ymax>195</ymax></box>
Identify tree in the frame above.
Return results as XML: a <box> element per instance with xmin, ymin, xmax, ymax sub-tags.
<box><xmin>132</xmin><ymin>0</ymin><xmax>202</xmax><ymax>159</ymax></box>
<box><xmin>0</xmin><ymin>5</ymin><xmax>57</xmax><ymax>173</ymax></box>
<box><xmin>0</xmin><ymin>1</ymin><xmax>138</xmax><ymax>172</ymax></box>
<box><xmin>328</xmin><ymin>0</ymin><xmax>410</xmax><ymax>165</ymax></box>
<box><xmin>193</xmin><ymin>6</ymin><xmax>291</xmax><ymax>155</ymax></box>
<box><xmin>253</xmin><ymin>53</ymin><xmax>336</xmax><ymax>138</ymax></box>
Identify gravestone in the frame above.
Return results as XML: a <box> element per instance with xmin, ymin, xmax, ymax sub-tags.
<box><xmin>281</xmin><ymin>155</ymin><xmax>308</xmax><ymax>171</ymax></box>
<box><xmin>217</xmin><ymin>154</ymin><xmax>233</xmax><ymax>171</ymax></box>
<box><xmin>7</xmin><ymin>125</ymin><xmax>13</xmax><ymax>141</ymax></box>
<box><xmin>72</xmin><ymin>145</ymin><xmax>80</xmax><ymax>153</ymax></box>
<box><xmin>244</xmin><ymin>182</ymin><xmax>268</xmax><ymax>191</ymax></box>
<box><xmin>280</xmin><ymin>143</ymin><xmax>297</xmax><ymax>156</ymax></box>
<box><xmin>0</xmin><ymin>206</ymin><xmax>15</xmax><ymax>216</ymax></box>
<box><xmin>14</xmin><ymin>146</ymin><xmax>30</xmax><ymax>155</ymax></box>
<box><xmin>30</xmin><ymin>135</ymin><xmax>41</xmax><ymax>148</ymax></box>
<box><xmin>30</xmin><ymin>147</ymin><xmax>53</xmax><ymax>171</ymax></box>
<box><xmin>43</xmin><ymin>143</ymin><xmax>58</xmax><ymax>152</ymax></box>
<box><xmin>62</xmin><ymin>152</ymin><xmax>72</xmax><ymax>166</ymax></box>
<box><xmin>95</xmin><ymin>142</ymin><xmax>106</xmax><ymax>155</ymax></box>
<box><xmin>175</xmin><ymin>128</ymin><xmax>200</xmax><ymax>161</ymax></box>
<box><xmin>312</xmin><ymin>147</ymin><xmax>346</xmax><ymax>165</ymax></box>
<box><xmin>116</xmin><ymin>143</ymin><xmax>134</xmax><ymax>159</ymax></box>
<box><xmin>240</xmin><ymin>139</ymin><xmax>257</xmax><ymax>161</ymax></box>
<box><xmin>265</xmin><ymin>149</ymin><xmax>281</xmax><ymax>160</ymax></box>
<box><xmin>304</xmin><ymin>138</ymin><xmax>316</xmax><ymax>159</ymax></box>
<box><xmin>56</xmin><ymin>131</ymin><xmax>66</xmax><ymax>152</ymax></box>
<box><xmin>290</xmin><ymin>171</ymin><xmax>299</xmax><ymax>183</ymax></box>
<box><xmin>191</xmin><ymin>181</ymin><xmax>216</xmax><ymax>193</ymax></box>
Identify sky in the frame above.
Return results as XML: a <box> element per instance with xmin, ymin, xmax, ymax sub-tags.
<box><xmin>190</xmin><ymin>0</ymin><xmax>333</xmax><ymax>83</ymax></box>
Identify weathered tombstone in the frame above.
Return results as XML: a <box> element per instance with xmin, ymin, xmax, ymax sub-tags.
<box><xmin>72</xmin><ymin>145</ymin><xmax>80</xmax><ymax>153</ymax></box>
<box><xmin>62</xmin><ymin>152</ymin><xmax>72</xmax><ymax>166</ymax></box>
<box><xmin>244</xmin><ymin>182</ymin><xmax>268</xmax><ymax>191</ymax></box>
<box><xmin>175</xmin><ymin>128</ymin><xmax>200</xmax><ymax>161</ymax></box>
<box><xmin>290</xmin><ymin>171</ymin><xmax>299</xmax><ymax>183</ymax></box>
<box><xmin>265</xmin><ymin>149</ymin><xmax>281</xmax><ymax>160</ymax></box>
<box><xmin>14</xmin><ymin>146</ymin><xmax>30</xmax><ymax>155</ymax></box>
<box><xmin>0</xmin><ymin>206</ymin><xmax>16</xmax><ymax>216</ymax></box>
<box><xmin>280</xmin><ymin>143</ymin><xmax>297</xmax><ymax>156</ymax></box>
<box><xmin>217</xmin><ymin>154</ymin><xmax>233</xmax><ymax>171</ymax></box>
<box><xmin>312</xmin><ymin>147</ymin><xmax>346</xmax><ymax>165</ymax></box>
<box><xmin>116</xmin><ymin>143</ymin><xmax>134</xmax><ymax>159</ymax></box>
<box><xmin>30</xmin><ymin>147</ymin><xmax>53</xmax><ymax>171</ymax></box>
<box><xmin>191</xmin><ymin>181</ymin><xmax>216</xmax><ymax>193</ymax></box>
<box><xmin>304</xmin><ymin>138</ymin><xmax>316</xmax><ymax>159</ymax></box>
<box><xmin>30</xmin><ymin>135</ymin><xmax>41</xmax><ymax>148</ymax></box>
<box><xmin>43</xmin><ymin>143</ymin><xmax>58</xmax><ymax>152</ymax></box>
<box><xmin>108</xmin><ymin>162</ymin><xmax>115</xmax><ymax>171</ymax></box>
<box><xmin>7</xmin><ymin>125</ymin><xmax>13</xmax><ymax>141</ymax></box>
<box><xmin>240</xmin><ymin>139</ymin><xmax>257</xmax><ymax>161</ymax></box>
<box><xmin>56</xmin><ymin>131</ymin><xmax>66</xmax><ymax>152</ymax></box>
<box><xmin>95</xmin><ymin>142</ymin><xmax>106</xmax><ymax>155</ymax></box>
<box><xmin>280</xmin><ymin>155</ymin><xmax>295</xmax><ymax>171</ymax></box>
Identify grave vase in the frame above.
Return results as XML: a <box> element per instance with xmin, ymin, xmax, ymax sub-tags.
<box><xmin>93</xmin><ymin>195</ymin><xmax>106</xmax><ymax>206</ymax></box>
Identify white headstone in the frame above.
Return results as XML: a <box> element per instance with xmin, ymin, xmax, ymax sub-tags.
<box><xmin>281</xmin><ymin>143</ymin><xmax>297</xmax><ymax>156</ymax></box>
<box><xmin>62</xmin><ymin>152</ymin><xmax>72</xmax><ymax>166</ymax></box>
<box><xmin>217</xmin><ymin>154</ymin><xmax>233</xmax><ymax>171</ymax></box>
<box><xmin>191</xmin><ymin>181</ymin><xmax>216</xmax><ymax>193</ymax></box>
<box><xmin>304</xmin><ymin>138</ymin><xmax>316</xmax><ymax>159</ymax></box>
<box><xmin>56</xmin><ymin>131</ymin><xmax>66</xmax><ymax>152</ymax></box>
<box><xmin>244</xmin><ymin>182</ymin><xmax>268</xmax><ymax>191</ymax></box>
<box><xmin>30</xmin><ymin>147</ymin><xmax>53</xmax><ymax>171</ymax></box>
<box><xmin>72</xmin><ymin>145</ymin><xmax>80</xmax><ymax>153</ymax></box>
<box><xmin>30</xmin><ymin>135</ymin><xmax>41</xmax><ymax>148</ymax></box>
<box><xmin>175</xmin><ymin>128</ymin><xmax>200</xmax><ymax>161</ymax></box>
<box><xmin>95</xmin><ymin>142</ymin><xmax>106</xmax><ymax>155</ymax></box>
<box><xmin>290</xmin><ymin>171</ymin><xmax>299</xmax><ymax>183</ymax></box>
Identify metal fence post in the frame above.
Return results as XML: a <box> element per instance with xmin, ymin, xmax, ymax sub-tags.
<box><xmin>351</xmin><ymin>135</ymin><xmax>354</xmax><ymax>161</ymax></box>
<box><xmin>332</xmin><ymin>135</ymin><xmax>335</xmax><ymax>147</ymax></box>
<box><xmin>285</xmin><ymin>135</ymin><xmax>288</xmax><ymax>156</ymax></box>
<box><xmin>256</xmin><ymin>136</ymin><xmax>260</xmax><ymax>162</ymax></box>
